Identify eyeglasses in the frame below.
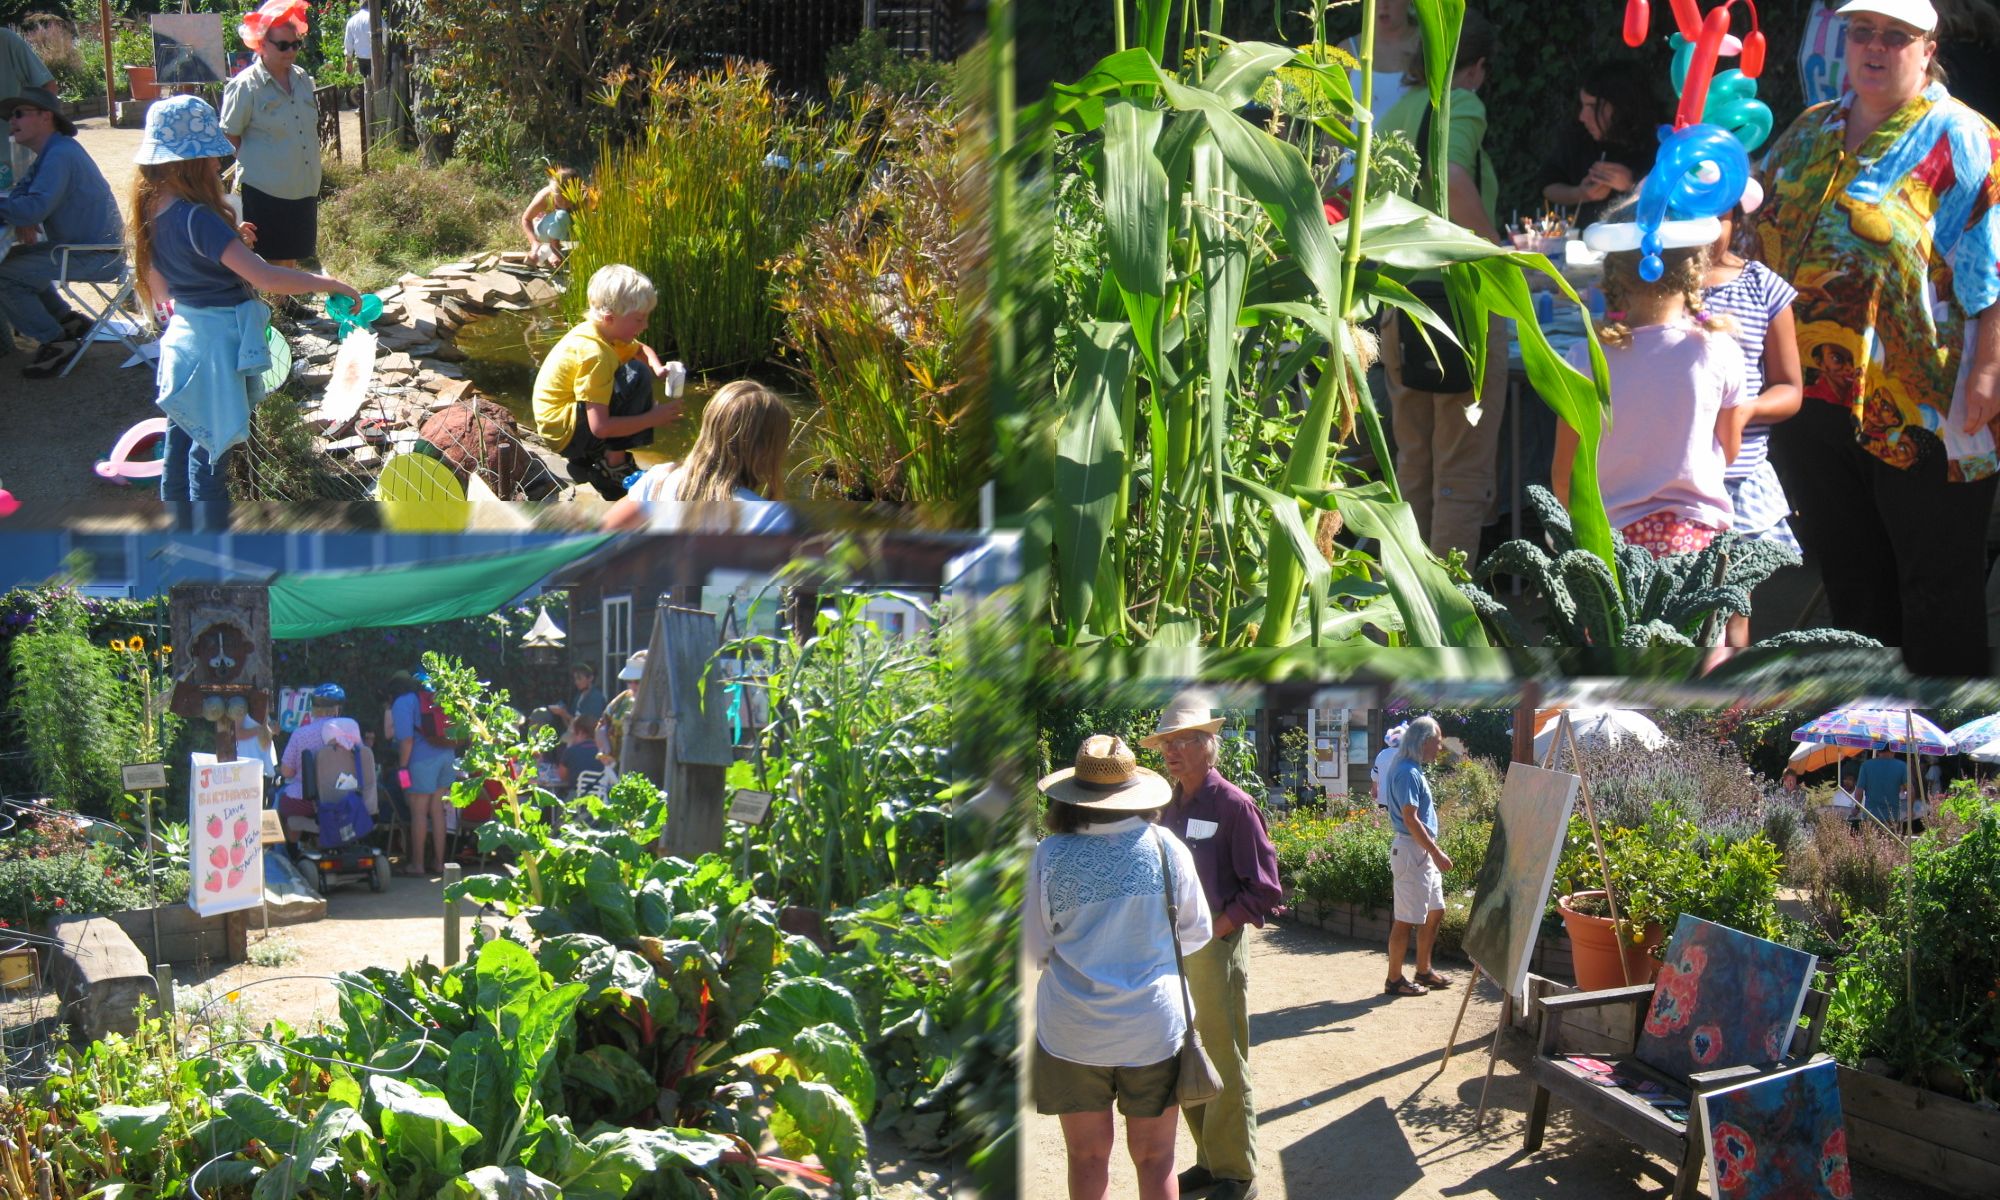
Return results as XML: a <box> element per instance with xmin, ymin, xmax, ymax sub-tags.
<box><xmin>1845</xmin><ymin>25</ymin><xmax>1922</xmax><ymax>49</ymax></box>
<box><xmin>267</xmin><ymin>37</ymin><xmax>304</xmax><ymax>52</ymax></box>
<box><xmin>1159</xmin><ymin>733</ymin><xmax>1210</xmax><ymax>752</ymax></box>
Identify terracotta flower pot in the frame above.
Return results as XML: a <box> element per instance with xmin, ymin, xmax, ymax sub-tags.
<box><xmin>1556</xmin><ymin>890</ymin><xmax>1665</xmax><ymax>992</ymax></box>
<box><xmin>124</xmin><ymin>65</ymin><xmax>159</xmax><ymax>102</ymax></box>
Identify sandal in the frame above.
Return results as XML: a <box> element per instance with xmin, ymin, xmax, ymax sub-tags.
<box><xmin>21</xmin><ymin>340</ymin><xmax>77</xmax><ymax>379</ymax></box>
<box><xmin>1385</xmin><ymin>978</ymin><xmax>1429</xmax><ymax>997</ymax></box>
<box><xmin>1414</xmin><ymin>970</ymin><xmax>1455</xmax><ymax>989</ymax></box>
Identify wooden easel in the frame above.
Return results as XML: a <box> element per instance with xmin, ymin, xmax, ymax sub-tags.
<box><xmin>1438</xmin><ymin>709</ymin><xmax>1626</xmax><ymax>1129</ymax></box>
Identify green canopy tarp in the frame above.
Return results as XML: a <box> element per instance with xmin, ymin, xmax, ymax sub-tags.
<box><xmin>269</xmin><ymin>535</ymin><xmax>613</xmax><ymax>639</ymax></box>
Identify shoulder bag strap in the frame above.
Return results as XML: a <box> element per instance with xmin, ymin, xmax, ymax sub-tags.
<box><xmin>1155</xmin><ymin>827</ymin><xmax>1200</xmax><ymax>1035</ymax></box>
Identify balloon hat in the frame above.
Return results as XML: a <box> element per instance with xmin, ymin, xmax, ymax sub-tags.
<box><xmin>95</xmin><ymin>418</ymin><xmax>172</xmax><ymax>483</ymax></box>
<box><xmin>1601</xmin><ymin>0</ymin><xmax>1765</xmax><ymax>281</ymax></box>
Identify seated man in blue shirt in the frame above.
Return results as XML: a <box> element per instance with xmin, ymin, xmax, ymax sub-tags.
<box><xmin>1</xmin><ymin>85</ymin><xmax>125</xmax><ymax>377</ymax></box>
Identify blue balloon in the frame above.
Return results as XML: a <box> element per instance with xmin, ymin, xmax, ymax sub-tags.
<box><xmin>1634</xmin><ymin>123</ymin><xmax>1749</xmax><ymax>281</ymax></box>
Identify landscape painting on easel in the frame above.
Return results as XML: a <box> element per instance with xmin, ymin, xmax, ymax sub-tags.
<box><xmin>1461</xmin><ymin>762</ymin><xmax>1580</xmax><ymax>999</ymax></box>
<box><xmin>1697</xmin><ymin>1059</ymin><xmax>1850</xmax><ymax>1199</ymax></box>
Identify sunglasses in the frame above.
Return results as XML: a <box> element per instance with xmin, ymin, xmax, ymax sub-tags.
<box><xmin>267</xmin><ymin>37</ymin><xmax>304</xmax><ymax>51</ymax></box>
<box><xmin>1845</xmin><ymin>25</ymin><xmax>1921</xmax><ymax>49</ymax></box>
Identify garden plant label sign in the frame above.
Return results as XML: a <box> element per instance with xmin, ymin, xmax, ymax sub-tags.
<box><xmin>188</xmin><ymin>752</ymin><xmax>264</xmax><ymax>916</ymax></box>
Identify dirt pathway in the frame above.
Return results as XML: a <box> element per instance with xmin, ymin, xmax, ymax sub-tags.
<box><xmin>1024</xmin><ymin>920</ymin><xmax>1947</xmax><ymax>1199</ymax></box>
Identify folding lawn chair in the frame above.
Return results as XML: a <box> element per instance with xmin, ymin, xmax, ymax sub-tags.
<box><xmin>54</xmin><ymin>244</ymin><xmax>154</xmax><ymax>379</ymax></box>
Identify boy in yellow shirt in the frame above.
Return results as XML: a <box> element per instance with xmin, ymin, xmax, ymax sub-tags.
<box><xmin>531</xmin><ymin>263</ymin><xmax>686</xmax><ymax>498</ymax></box>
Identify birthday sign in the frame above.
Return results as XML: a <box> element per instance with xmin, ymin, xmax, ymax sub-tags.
<box><xmin>188</xmin><ymin>753</ymin><xmax>265</xmax><ymax>916</ymax></box>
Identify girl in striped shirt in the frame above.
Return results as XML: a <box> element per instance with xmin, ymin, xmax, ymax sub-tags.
<box><xmin>1703</xmin><ymin>180</ymin><xmax>1804</xmax><ymax>645</ymax></box>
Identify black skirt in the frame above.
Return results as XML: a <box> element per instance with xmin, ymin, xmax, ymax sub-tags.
<box><xmin>241</xmin><ymin>183</ymin><xmax>319</xmax><ymax>262</ymax></box>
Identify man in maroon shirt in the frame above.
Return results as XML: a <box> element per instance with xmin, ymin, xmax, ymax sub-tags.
<box><xmin>1146</xmin><ymin>690</ymin><xmax>1283</xmax><ymax>1200</ymax></box>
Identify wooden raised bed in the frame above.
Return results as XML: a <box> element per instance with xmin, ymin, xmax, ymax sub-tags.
<box><xmin>1839</xmin><ymin>1065</ymin><xmax>2000</xmax><ymax>1195</ymax></box>
<box><xmin>107</xmin><ymin>904</ymin><xmax>249</xmax><ymax>967</ymax></box>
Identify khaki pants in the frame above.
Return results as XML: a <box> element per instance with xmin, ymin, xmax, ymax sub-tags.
<box><xmin>1382</xmin><ymin>314</ymin><xmax>1510</xmax><ymax>562</ymax></box>
<box><xmin>1182</xmin><ymin>927</ymin><xmax>1256</xmax><ymax>1181</ymax></box>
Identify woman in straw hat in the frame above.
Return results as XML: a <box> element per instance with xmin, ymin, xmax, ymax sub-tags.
<box><xmin>1028</xmin><ymin>734</ymin><xmax>1211</xmax><ymax>1200</ymax></box>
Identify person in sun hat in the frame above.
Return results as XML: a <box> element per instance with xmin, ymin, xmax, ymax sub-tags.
<box><xmin>1754</xmin><ymin>0</ymin><xmax>2000</xmax><ymax>675</ymax></box>
<box><xmin>0</xmin><ymin>83</ymin><xmax>123</xmax><ymax>376</ymax></box>
<box><xmin>1381</xmin><ymin>715</ymin><xmax>1455</xmax><ymax>997</ymax></box>
<box><xmin>221</xmin><ymin>0</ymin><xmax>322</xmax><ymax>267</ymax></box>
<box><xmin>596</xmin><ymin>649</ymin><xmax>647</xmax><ymax>762</ymax></box>
<box><xmin>1027</xmin><ymin>733</ymin><xmax>1210</xmax><ymax>1200</ymax></box>
<box><xmin>127</xmin><ymin>92</ymin><xmax>355</xmax><ymax>530</ymax></box>
<box><xmin>1145</xmin><ymin>690</ymin><xmax>1280</xmax><ymax>1200</ymax></box>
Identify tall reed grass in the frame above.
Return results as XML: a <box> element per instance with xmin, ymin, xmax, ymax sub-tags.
<box><xmin>775</xmin><ymin>91</ymin><xmax>972</xmax><ymax>515</ymax></box>
<box><xmin>563</xmin><ymin>61</ymin><xmax>873</xmax><ymax>373</ymax></box>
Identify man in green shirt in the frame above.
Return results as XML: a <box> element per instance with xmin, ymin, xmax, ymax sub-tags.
<box><xmin>1373</xmin><ymin>9</ymin><xmax>1506</xmax><ymax>564</ymax></box>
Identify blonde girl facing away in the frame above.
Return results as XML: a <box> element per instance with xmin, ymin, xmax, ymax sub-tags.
<box><xmin>128</xmin><ymin>94</ymin><xmax>357</xmax><ymax>529</ymax></box>
<box><xmin>521</xmin><ymin>165</ymin><xmax>583</xmax><ymax>268</ymax></box>
<box><xmin>603</xmin><ymin>380</ymin><xmax>796</xmax><ymax>532</ymax></box>
<box><xmin>1556</xmin><ymin>205</ymin><xmax>1750</xmax><ymax>561</ymax></box>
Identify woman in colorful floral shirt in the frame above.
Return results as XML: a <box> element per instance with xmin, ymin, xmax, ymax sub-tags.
<box><xmin>1753</xmin><ymin>0</ymin><xmax>2000</xmax><ymax>676</ymax></box>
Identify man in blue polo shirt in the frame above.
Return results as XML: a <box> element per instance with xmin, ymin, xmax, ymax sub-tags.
<box><xmin>0</xmin><ymin>84</ymin><xmax>123</xmax><ymax>377</ymax></box>
<box><xmin>1853</xmin><ymin>749</ymin><xmax>1908</xmax><ymax>830</ymax></box>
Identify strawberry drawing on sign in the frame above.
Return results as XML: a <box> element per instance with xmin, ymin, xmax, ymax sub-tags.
<box><xmin>209</xmin><ymin>847</ymin><xmax>229</xmax><ymax>869</ymax></box>
<box><xmin>203</xmin><ymin>872</ymin><xmax>222</xmax><ymax>893</ymax></box>
<box><xmin>233</xmin><ymin>817</ymin><xmax>249</xmax><ymax>842</ymax></box>
<box><xmin>226</xmin><ymin>868</ymin><xmax>244</xmax><ymax>889</ymax></box>
<box><xmin>229</xmin><ymin>845</ymin><xmax>246</xmax><ymax>868</ymax></box>
<box><xmin>207</xmin><ymin>816</ymin><xmax>223</xmax><ymax>839</ymax></box>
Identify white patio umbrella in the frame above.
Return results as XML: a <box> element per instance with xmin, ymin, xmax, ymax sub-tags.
<box><xmin>1532</xmin><ymin>707</ymin><xmax>1667</xmax><ymax>762</ymax></box>
<box><xmin>1947</xmin><ymin>714</ymin><xmax>2000</xmax><ymax>753</ymax></box>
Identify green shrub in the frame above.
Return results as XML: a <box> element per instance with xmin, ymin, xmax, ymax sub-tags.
<box><xmin>825</xmin><ymin>28</ymin><xmax>954</xmax><ymax>98</ymax></box>
<box><xmin>1792</xmin><ymin>808</ymin><xmax>1908</xmax><ymax>930</ymax></box>
<box><xmin>0</xmin><ymin>817</ymin><xmax>186</xmax><ymax>930</ymax></box>
<box><xmin>1552</xmin><ymin>805</ymin><xmax>1783</xmax><ymax>952</ymax></box>
<box><xmin>777</xmin><ymin>92</ymin><xmax>972</xmax><ymax>513</ymax></box>
<box><xmin>1823</xmin><ymin>792</ymin><xmax>2000</xmax><ymax>1102</ymax></box>
<box><xmin>5</xmin><ymin>592</ymin><xmax>141</xmax><ymax>816</ymax></box>
<box><xmin>1271</xmin><ymin>810</ymin><xmax>1393</xmax><ymax>910</ymax></box>
<box><xmin>565</xmin><ymin>62</ymin><xmax>873</xmax><ymax>373</ymax></box>
<box><xmin>317</xmin><ymin>151</ymin><xmax>522</xmax><ymax>292</ymax></box>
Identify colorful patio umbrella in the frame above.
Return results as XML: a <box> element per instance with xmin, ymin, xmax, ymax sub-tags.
<box><xmin>1791</xmin><ymin>705</ymin><xmax>1952</xmax><ymax>756</ymax></box>
<box><xmin>1947</xmin><ymin>714</ymin><xmax>2000</xmax><ymax>752</ymax></box>
<box><xmin>1787</xmin><ymin>740</ymin><xmax>1861</xmax><ymax>775</ymax></box>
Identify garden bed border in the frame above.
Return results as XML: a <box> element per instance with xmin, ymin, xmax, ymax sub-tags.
<box><xmin>1838</xmin><ymin>1064</ymin><xmax>2000</xmax><ymax>1194</ymax></box>
<box><xmin>1281</xmin><ymin>895</ymin><xmax>1574</xmax><ymax>982</ymax></box>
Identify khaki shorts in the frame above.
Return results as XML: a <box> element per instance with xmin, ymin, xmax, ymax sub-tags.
<box><xmin>1390</xmin><ymin>834</ymin><xmax>1444</xmax><ymax>925</ymax></box>
<box><xmin>1032</xmin><ymin>1039</ymin><xmax>1180</xmax><ymax>1118</ymax></box>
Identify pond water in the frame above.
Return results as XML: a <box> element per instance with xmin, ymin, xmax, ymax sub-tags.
<box><xmin>453</xmin><ymin>308</ymin><xmax>711</xmax><ymax>469</ymax></box>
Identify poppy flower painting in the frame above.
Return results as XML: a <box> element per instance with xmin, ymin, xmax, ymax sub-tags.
<box><xmin>1698</xmin><ymin>1060</ymin><xmax>1850</xmax><ymax>1200</ymax></box>
<box><xmin>1637</xmin><ymin>916</ymin><xmax>1816</xmax><ymax>1080</ymax></box>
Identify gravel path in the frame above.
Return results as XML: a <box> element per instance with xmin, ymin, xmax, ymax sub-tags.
<box><xmin>1023</xmin><ymin>920</ymin><xmax>1947</xmax><ymax>1199</ymax></box>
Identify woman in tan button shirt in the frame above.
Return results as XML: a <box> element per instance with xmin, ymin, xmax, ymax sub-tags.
<box><xmin>221</xmin><ymin>0</ymin><xmax>321</xmax><ymax>266</ymax></box>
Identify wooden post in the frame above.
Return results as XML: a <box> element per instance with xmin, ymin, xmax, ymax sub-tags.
<box><xmin>99</xmin><ymin>1</ymin><xmax>116</xmax><ymax>117</ymax></box>
<box><xmin>154</xmin><ymin>963</ymin><xmax>174</xmax><ymax>1015</ymax></box>
<box><xmin>1439</xmin><ymin>964</ymin><xmax>1482</xmax><ymax>1071</ymax></box>
<box><xmin>442</xmin><ymin>863</ymin><xmax>462</xmax><ymax>965</ymax></box>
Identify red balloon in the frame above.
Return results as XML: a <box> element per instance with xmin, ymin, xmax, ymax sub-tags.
<box><xmin>1741</xmin><ymin>29</ymin><xmax>1767</xmax><ymax>78</ymax></box>
<box><xmin>1668</xmin><ymin>0</ymin><xmax>1704</xmax><ymax>41</ymax></box>
<box><xmin>1624</xmin><ymin>0</ymin><xmax>1651</xmax><ymax>47</ymax></box>
<box><xmin>1675</xmin><ymin>5</ymin><xmax>1733</xmax><ymax>128</ymax></box>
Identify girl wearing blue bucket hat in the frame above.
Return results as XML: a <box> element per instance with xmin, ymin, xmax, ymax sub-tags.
<box><xmin>127</xmin><ymin>93</ymin><xmax>359</xmax><ymax>526</ymax></box>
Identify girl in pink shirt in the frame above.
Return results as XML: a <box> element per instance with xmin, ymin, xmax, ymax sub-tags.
<box><xmin>1555</xmin><ymin>239</ymin><xmax>1750</xmax><ymax>558</ymax></box>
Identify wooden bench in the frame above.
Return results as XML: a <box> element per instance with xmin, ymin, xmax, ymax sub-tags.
<box><xmin>1524</xmin><ymin>981</ymin><xmax>1832</xmax><ymax>1199</ymax></box>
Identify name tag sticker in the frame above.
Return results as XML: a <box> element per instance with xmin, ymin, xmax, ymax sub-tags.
<box><xmin>1185</xmin><ymin>819</ymin><xmax>1219</xmax><ymax>840</ymax></box>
